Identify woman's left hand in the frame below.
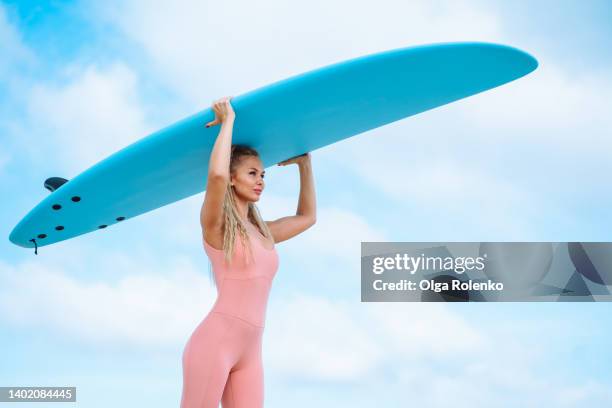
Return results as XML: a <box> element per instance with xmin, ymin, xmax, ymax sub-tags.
<box><xmin>278</xmin><ymin>152</ymin><xmax>310</xmax><ymax>167</ymax></box>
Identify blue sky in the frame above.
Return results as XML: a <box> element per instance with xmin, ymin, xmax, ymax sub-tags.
<box><xmin>1</xmin><ymin>0</ymin><xmax>612</xmax><ymax>407</ymax></box>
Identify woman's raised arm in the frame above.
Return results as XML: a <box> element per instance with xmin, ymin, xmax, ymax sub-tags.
<box><xmin>266</xmin><ymin>153</ymin><xmax>317</xmax><ymax>243</ymax></box>
<box><xmin>201</xmin><ymin>97</ymin><xmax>235</xmax><ymax>233</ymax></box>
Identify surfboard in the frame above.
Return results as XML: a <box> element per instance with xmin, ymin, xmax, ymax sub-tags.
<box><xmin>9</xmin><ymin>41</ymin><xmax>538</xmax><ymax>251</ymax></box>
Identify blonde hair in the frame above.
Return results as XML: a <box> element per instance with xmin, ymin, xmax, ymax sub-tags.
<box><xmin>207</xmin><ymin>144</ymin><xmax>273</xmax><ymax>287</ymax></box>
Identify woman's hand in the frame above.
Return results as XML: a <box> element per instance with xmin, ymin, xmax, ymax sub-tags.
<box><xmin>278</xmin><ymin>152</ymin><xmax>310</xmax><ymax>167</ymax></box>
<box><xmin>205</xmin><ymin>96</ymin><xmax>235</xmax><ymax>128</ymax></box>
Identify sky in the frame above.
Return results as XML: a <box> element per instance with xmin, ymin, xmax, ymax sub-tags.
<box><xmin>1</xmin><ymin>0</ymin><xmax>612</xmax><ymax>407</ymax></box>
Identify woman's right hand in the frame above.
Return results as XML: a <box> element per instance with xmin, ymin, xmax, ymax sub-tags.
<box><xmin>205</xmin><ymin>96</ymin><xmax>235</xmax><ymax>128</ymax></box>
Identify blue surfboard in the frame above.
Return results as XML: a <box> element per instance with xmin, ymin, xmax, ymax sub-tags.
<box><xmin>9</xmin><ymin>42</ymin><xmax>538</xmax><ymax>251</ymax></box>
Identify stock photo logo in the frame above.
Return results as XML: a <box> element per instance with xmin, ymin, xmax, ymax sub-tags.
<box><xmin>362</xmin><ymin>242</ymin><xmax>612</xmax><ymax>302</ymax></box>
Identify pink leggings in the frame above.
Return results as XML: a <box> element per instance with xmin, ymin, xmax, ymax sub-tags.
<box><xmin>181</xmin><ymin>311</ymin><xmax>265</xmax><ymax>408</ymax></box>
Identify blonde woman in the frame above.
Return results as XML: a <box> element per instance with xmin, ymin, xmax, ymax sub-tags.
<box><xmin>181</xmin><ymin>96</ymin><xmax>316</xmax><ymax>408</ymax></box>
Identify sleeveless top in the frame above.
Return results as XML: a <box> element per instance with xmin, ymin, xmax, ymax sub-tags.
<box><xmin>203</xmin><ymin>230</ymin><xmax>279</xmax><ymax>328</ymax></box>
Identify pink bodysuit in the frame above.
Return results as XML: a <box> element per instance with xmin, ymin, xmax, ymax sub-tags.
<box><xmin>181</xmin><ymin>231</ymin><xmax>279</xmax><ymax>408</ymax></box>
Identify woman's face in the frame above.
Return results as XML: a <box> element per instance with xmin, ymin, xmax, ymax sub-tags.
<box><xmin>231</xmin><ymin>156</ymin><xmax>265</xmax><ymax>202</ymax></box>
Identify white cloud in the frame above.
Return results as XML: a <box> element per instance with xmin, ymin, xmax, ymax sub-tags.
<box><xmin>24</xmin><ymin>62</ymin><xmax>154</xmax><ymax>176</ymax></box>
<box><xmin>322</xmin><ymin>128</ymin><xmax>544</xmax><ymax>237</ymax></box>
<box><xmin>265</xmin><ymin>295</ymin><xmax>490</xmax><ymax>382</ymax></box>
<box><xmin>0</xmin><ymin>252</ymin><xmax>216</xmax><ymax>350</ymax></box>
<box><xmin>365</xmin><ymin>301</ymin><xmax>486</xmax><ymax>356</ymax></box>
<box><xmin>554</xmin><ymin>381</ymin><xmax>612</xmax><ymax>407</ymax></box>
<box><xmin>0</xmin><ymin>4</ymin><xmax>36</xmax><ymax>78</ymax></box>
<box><xmin>266</xmin><ymin>293</ymin><xmax>382</xmax><ymax>381</ymax></box>
<box><xmin>266</xmin><ymin>293</ymin><xmax>612</xmax><ymax>406</ymax></box>
<box><xmin>303</xmin><ymin>207</ymin><xmax>387</xmax><ymax>258</ymax></box>
<box><xmin>456</xmin><ymin>57</ymin><xmax>612</xmax><ymax>150</ymax></box>
<box><xmin>89</xmin><ymin>0</ymin><xmax>502</xmax><ymax>104</ymax></box>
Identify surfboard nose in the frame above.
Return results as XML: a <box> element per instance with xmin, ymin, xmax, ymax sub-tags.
<box><xmin>44</xmin><ymin>177</ymin><xmax>69</xmax><ymax>192</ymax></box>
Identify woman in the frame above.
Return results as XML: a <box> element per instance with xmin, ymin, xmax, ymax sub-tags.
<box><xmin>181</xmin><ymin>96</ymin><xmax>316</xmax><ymax>408</ymax></box>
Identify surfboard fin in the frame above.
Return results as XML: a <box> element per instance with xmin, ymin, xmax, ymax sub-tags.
<box><xmin>44</xmin><ymin>177</ymin><xmax>69</xmax><ymax>192</ymax></box>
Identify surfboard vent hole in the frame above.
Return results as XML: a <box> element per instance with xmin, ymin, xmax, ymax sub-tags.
<box><xmin>55</xmin><ymin>226</ymin><xmax>64</xmax><ymax>231</ymax></box>
<box><xmin>71</xmin><ymin>196</ymin><xmax>81</xmax><ymax>202</ymax></box>
<box><xmin>52</xmin><ymin>204</ymin><xmax>62</xmax><ymax>210</ymax></box>
<box><xmin>37</xmin><ymin>234</ymin><xmax>47</xmax><ymax>239</ymax></box>
<box><xmin>116</xmin><ymin>216</ymin><xmax>125</xmax><ymax>221</ymax></box>
<box><xmin>98</xmin><ymin>225</ymin><xmax>107</xmax><ymax>229</ymax></box>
